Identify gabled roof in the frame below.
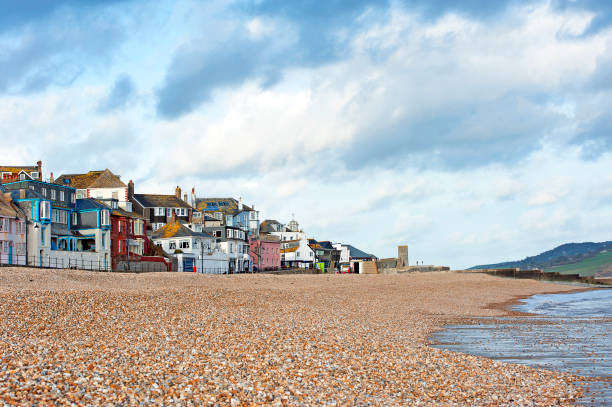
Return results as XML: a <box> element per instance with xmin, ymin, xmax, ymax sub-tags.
<box><xmin>318</xmin><ymin>241</ymin><xmax>335</xmax><ymax>250</ymax></box>
<box><xmin>152</xmin><ymin>220</ymin><xmax>213</xmax><ymax>239</ymax></box>
<box><xmin>54</xmin><ymin>169</ymin><xmax>126</xmax><ymax>189</ymax></box>
<box><xmin>132</xmin><ymin>194</ymin><xmax>191</xmax><ymax>209</ymax></box>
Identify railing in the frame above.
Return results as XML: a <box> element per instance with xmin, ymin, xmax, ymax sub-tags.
<box><xmin>0</xmin><ymin>253</ymin><xmax>110</xmax><ymax>271</ymax></box>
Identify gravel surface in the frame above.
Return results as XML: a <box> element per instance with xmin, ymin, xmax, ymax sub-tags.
<box><xmin>0</xmin><ymin>268</ymin><xmax>586</xmax><ymax>406</ymax></box>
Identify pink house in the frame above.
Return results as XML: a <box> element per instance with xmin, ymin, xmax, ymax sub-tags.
<box><xmin>249</xmin><ymin>234</ymin><xmax>281</xmax><ymax>272</ymax></box>
<box><xmin>0</xmin><ymin>190</ymin><xmax>26</xmax><ymax>265</ymax></box>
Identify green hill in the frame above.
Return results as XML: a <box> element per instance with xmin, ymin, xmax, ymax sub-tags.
<box><xmin>543</xmin><ymin>250</ymin><xmax>612</xmax><ymax>277</ymax></box>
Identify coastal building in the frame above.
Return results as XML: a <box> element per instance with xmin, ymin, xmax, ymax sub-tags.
<box><xmin>54</xmin><ymin>169</ymin><xmax>132</xmax><ymax>210</ymax></box>
<box><xmin>0</xmin><ymin>161</ymin><xmax>43</xmax><ymax>183</ymax></box>
<box><xmin>203</xmin><ymin>225</ymin><xmax>249</xmax><ymax>273</ymax></box>
<box><xmin>0</xmin><ymin>186</ymin><xmax>27</xmax><ymax>265</ymax></box>
<box><xmin>269</xmin><ymin>217</ymin><xmax>315</xmax><ymax>268</ymax></box>
<box><xmin>130</xmin><ymin>185</ymin><xmax>192</xmax><ymax>232</ymax></box>
<box><xmin>249</xmin><ymin>234</ymin><xmax>281</xmax><ymax>271</ymax></box>
<box><xmin>194</xmin><ymin>197</ymin><xmax>260</xmax><ymax>236</ymax></box>
<box><xmin>151</xmin><ymin>216</ymin><xmax>228</xmax><ymax>273</ymax></box>
<box><xmin>4</xmin><ymin>178</ymin><xmax>112</xmax><ymax>269</ymax></box>
<box><xmin>332</xmin><ymin>243</ymin><xmax>378</xmax><ymax>273</ymax></box>
<box><xmin>309</xmin><ymin>240</ymin><xmax>341</xmax><ymax>271</ymax></box>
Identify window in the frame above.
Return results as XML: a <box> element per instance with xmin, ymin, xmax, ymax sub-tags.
<box><xmin>30</xmin><ymin>171</ymin><xmax>39</xmax><ymax>179</ymax></box>
<box><xmin>118</xmin><ymin>220</ymin><xmax>121</xmax><ymax>232</ymax></box>
<box><xmin>72</xmin><ymin>213</ymin><xmax>78</xmax><ymax>226</ymax></box>
<box><xmin>102</xmin><ymin>233</ymin><xmax>105</xmax><ymax>248</ymax></box>
<box><xmin>215</xmin><ymin>231</ymin><xmax>222</xmax><ymax>238</ymax></box>
<box><xmin>180</xmin><ymin>240</ymin><xmax>190</xmax><ymax>249</ymax></box>
<box><xmin>19</xmin><ymin>173</ymin><xmax>26</xmax><ymax>180</ymax></box>
<box><xmin>41</xmin><ymin>188</ymin><xmax>47</xmax><ymax>196</ymax></box>
<box><xmin>41</xmin><ymin>227</ymin><xmax>46</xmax><ymax>244</ymax></box>
<box><xmin>192</xmin><ymin>212</ymin><xmax>201</xmax><ymax>218</ymax></box>
<box><xmin>50</xmin><ymin>190</ymin><xmax>56</xmax><ymax>200</ymax></box>
<box><xmin>167</xmin><ymin>208</ymin><xmax>172</xmax><ymax>217</ymax></box>
<box><xmin>59</xmin><ymin>191</ymin><xmax>65</xmax><ymax>201</ymax></box>
<box><xmin>297</xmin><ymin>251</ymin><xmax>300</xmax><ymax>257</ymax></box>
<box><xmin>101</xmin><ymin>210</ymin><xmax>110</xmax><ymax>226</ymax></box>
<box><xmin>40</xmin><ymin>201</ymin><xmax>50</xmax><ymax>219</ymax></box>
<box><xmin>70</xmin><ymin>193</ymin><xmax>75</xmax><ymax>203</ymax></box>
<box><xmin>0</xmin><ymin>218</ymin><xmax>7</xmax><ymax>232</ymax></box>
<box><xmin>76</xmin><ymin>190</ymin><xmax>85</xmax><ymax>199</ymax></box>
<box><xmin>227</xmin><ymin>229</ymin><xmax>233</xmax><ymax>238</ymax></box>
<box><xmin>112</xmin><ymin>191</ymin><xmax>118</xmax><ymax>200</ymax></box>
<box><xmin>169</xmin><ymin>241</ymin><xmax>176</xmax><ymax>250</ymax></box>
<box><xmin>155</xmin><ymin>207</ymin><xmax>165</xmax><ymax>216</ymax></box>
<box><xmin>155</xmin><ymin>242</ymin><xmax>162</xmax><ymax>247</ymax></box>
<box><xmin>17</xmin><ymin>221</ymin><xmax>25</xmax><ymax>234</ymax></box>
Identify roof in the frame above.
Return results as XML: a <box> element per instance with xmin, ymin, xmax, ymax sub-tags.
<box><xmin>0</xmin><ymin>192</ymin><xmax>25</xmax><ymax>219</ymax></box>
<box><xmin>75</xmin><ymin>199</ymin><xmax>109</xmax><ymax>211</ymax></box>
<box><xmin>133</xmin><ymin>194</ymin><xmax>191</xmax><ymax>209</ymax></box>
<box><xmin>54</xmin><ymin>169</ymin><xmax>126</xmax><ymax>189</ymax></box>
<box><xmin>151</xmin><ymin>220</ymin><xmax>213</xmax><ymax>239</ymax></box>
<box><xmin>346</xmin><ymin>244</ymin><xmax>377</xmax><ymax>260</ymax></box>
<box><xmin>0</xmin><ymin>165</ymin><xmax>38</xmax><ymax>173</ymax></box>
<box><xmin>318</xmin><ymin>241</ymin><xmax>335</xmax><ymax>250</ymax></box>
<box><xmin>194</xmin><ymin>197</ymin><xmax>253</xmax><ymax>212</ymax></box>
<box><xmin>260</xmin><ymin>219</ymin><xmax>282</xmax><ymax>233</ymax></box>
<box><xmin>95</xmin><ymin>199</ymin><xmax>145</xmax><ymax>219</ymax></box>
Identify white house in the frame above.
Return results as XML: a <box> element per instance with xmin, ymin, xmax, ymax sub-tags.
<box><xmin>152</xmin><ymin>219</ymin><xmax>228</xmax><ymax>274</ymax></box>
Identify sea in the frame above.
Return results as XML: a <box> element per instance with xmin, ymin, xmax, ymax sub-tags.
<box><xmin>431</xmin><ymin>288</ymin><xmax>612</xmax><ymax>406</ymax></box>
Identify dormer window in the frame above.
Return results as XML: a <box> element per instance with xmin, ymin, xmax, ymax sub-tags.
<box><xmin>30</xmin><ymin>171</ymin><xmax>39</xmax><ymax>179</ymax></box>
<box><xmin>19</xmin><ymin>173</ymin><xmax>25</xmax><ymax>180</ymax></box>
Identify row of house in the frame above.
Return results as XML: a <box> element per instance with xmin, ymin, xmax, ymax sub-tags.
<box><xmin>0</xmin><ymin>162</ymin><xmax>377</xmax><ymax>273</ymax></box>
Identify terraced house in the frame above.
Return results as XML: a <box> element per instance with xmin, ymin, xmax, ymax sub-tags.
<box><xmin>0</xmin><ymin>161</ymin><xmax>43</xmax><ymax>184</ymax></box>
<box><xmin>54</xmin><ymin>169</ymin><xmax>132</xmax><ymax>210</ymax></box>
<box><xmin>130</xmin><ymin>185</ymin><xmax>192</xmax><ymax>232</ymax></box>
<box><xmin>152</xmin><ymin>216</ymin><xmax>228</xmax><ymax>273</ymax></box>
<box><xmin>0</xmin><ymin>186</ymin><xmax>27</xmax><ymax>265</ymax></box>
<box><xmin>3</xmin><ymin>178</ymin><xmax>111</xmax><ymax>269</ymax></box>
<box><xmin>193</xmin><ymin>197</ymin><xmax>260</xmax><ymax>236</ymax></box>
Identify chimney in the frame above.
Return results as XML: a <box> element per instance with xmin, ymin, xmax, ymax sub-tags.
<box><xmin>191</xmin><ymin>187</ymin><xmax>196</xmax><ymax>207</ymax></box>
<box><xmin>3</xmin><ymin>192</ymin><xmax>11</xmax><ymax>204</ymax></box>
<box><xmin>128</xmin><ymin>180</ymin><xmax>134</xmax><ymax>201</ymax></box>
<box><xmin>49</xmin><ymin>172</ymin><xmax>54</xmax><ymax>183</ymax></box>
<box><xmin>19</xmin><ymin>189</ymin><xmax>25</xmax><ymax>199</ymax></box>
<box><xmin>239</xmin><ymin>197</ymin><xmax>243</xmax><ymax>210</ymax></box>
<box><xmin>36</xmin><ymin>161</ymin><xmax>42</xmax><ymax>180</ymax></box>
<box><xmin>175</xmin><ymin>186</ymin><xmax>181</xmax><ymax>199</ymax></box>
<box><xmin>184</xmin><ymin>193</ymin><xmax>188</xmax><ymax>202</ymax></box>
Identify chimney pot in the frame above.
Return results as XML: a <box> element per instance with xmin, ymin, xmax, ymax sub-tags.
<box><xmin>128</xmin><ymin>180</ymin><xmax>134</xmax><ymax>201</ymax></box>
<box><xmin>184</xmin><ymin>193</ymin><xmax>188</xmax><ymax>202</ymax></box>
<box><xmin>49</xmin><ymin>172</ymin><xmax>54</xmax><ymax>183</ymax></box>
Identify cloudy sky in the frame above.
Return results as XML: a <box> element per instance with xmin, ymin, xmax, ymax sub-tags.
<box><xmin>2</xmin><ymin>0</ymin><xmax>612</xmax><ymax>268</ymax></box>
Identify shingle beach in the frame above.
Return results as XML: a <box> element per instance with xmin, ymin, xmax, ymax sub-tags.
<box><xmin>0</xmin><ymin>269</ymin><xmax>586</xmax><ymax>406</ymax></box>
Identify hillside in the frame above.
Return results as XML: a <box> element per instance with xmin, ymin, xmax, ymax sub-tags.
<box><xmin>544</xmin><ymin>251</ymin><xmax>612</xmax><ymax>277</ymax></box>
<box><xmin>470</xmin><ymin>241</ymin><xmax>612</xmax><ymax>271</ymax></box>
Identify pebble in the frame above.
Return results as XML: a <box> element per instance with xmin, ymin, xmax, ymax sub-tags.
<box><xmin>0</xmin><ymin>267</ymin><xmax>584</xmax><ymax>405</ymax></box>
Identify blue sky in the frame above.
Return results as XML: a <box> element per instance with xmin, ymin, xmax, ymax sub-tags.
<box><xmin>2</xmin><ymin>0</ymin><xmax>612</xmax><ymax>268</ymax></box>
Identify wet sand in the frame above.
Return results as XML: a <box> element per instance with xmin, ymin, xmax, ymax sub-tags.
<box><xmin>0</xmin><ymin>268</ymin><xmax>587</xmax><ymax>405</ymax></box>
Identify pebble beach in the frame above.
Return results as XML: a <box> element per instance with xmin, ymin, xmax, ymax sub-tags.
<box><xmin>0</xmin><ymin>268</ymin><xmax>588</xmax><ymax>406</ymax></box>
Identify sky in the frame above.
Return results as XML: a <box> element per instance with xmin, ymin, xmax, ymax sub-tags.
<box><xmin>1</xmin><ymin>0</ymin><xmax>612</xmax><ymax>268</ymax></box>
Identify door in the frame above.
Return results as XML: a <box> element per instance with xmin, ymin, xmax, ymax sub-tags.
<box><xmin>353</xmin><ymin>262</ymin><xmax>360</xmax><ymax>274</ymax></box>
<box><xmin>183</xmin><ymin>257</ymin><xmax>194</xmax><ymax>272</ymax></box>
<box><xmin>8</xmin><ymin>244</ymin><xmax>12</xmax><ymax>265</ymax></box>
